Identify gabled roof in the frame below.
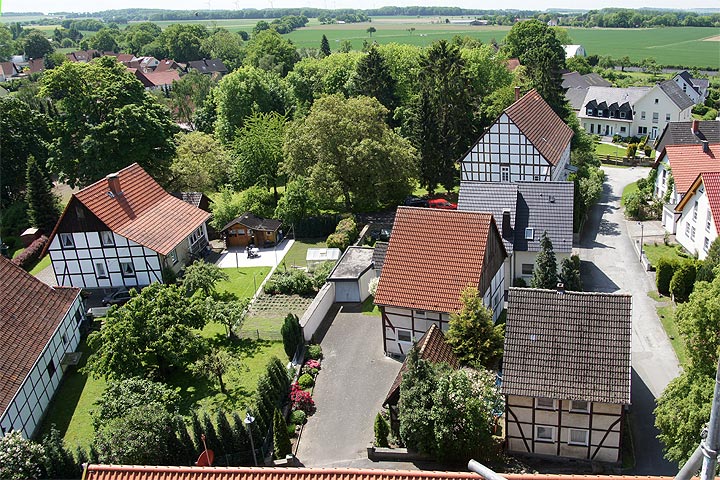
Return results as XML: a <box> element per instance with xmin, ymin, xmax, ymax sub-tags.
<box><xmin>154</xmin><ymin>58</ymin><xmax>185</xmax><ymax>73</ymax></box>
<box><xmin>0</xmin><ymin>257</ymin><xmax>81</xmax><ymax>417</ymax></box>
<box><xmin>83</xmin><ymin>465</ymin><xmax>676</xmax><ymax>480</ymax></box>
<box><xmin>654</xmin><ymin>120</ymin><xmax>720</xmax><ymax>155</ymax></box>
<box><xmin>116</xmin><ymin>53</ymin><xmax>135</xmax><ymax>62</ymax></box>
<box><xmin>0</xmin><ymin>61</ymin><xmax>19</xmax><ymax>77</ymax></box>
<box><xmin>659</xmin><ymin>143</ymin><xmax>720</xmax><ymax>196</ymax></box>
<box><xmin>187</xmin><ymin>58</ymin><xmax>227</xmax><ymax>73</ymax></box>
<box><xmin>658</xmin><ymin>79</ymin><xmax>695</xmax><ymax>111</ymax></box>
<box><xmin>372</xmin><ymin>241</ymin><xmax>388</xmax><ymax>272</ymax></box>
<box><xmin>692</xmin><ymin>77</ymin><xmax>709</xmax><ymax>90</ymax></box>
<box><xmin>171</xmin><ymin>192</ymin><xmax>211</xmax><ymax>209</ymax></box>
<box><xmin>504</xmin><ymin>89</ymin><xmax>574</xmax><ymax>166</ymax></box>
<box><xmin>675</xmin><ymin>173</ymin><xmax>720</xmax><ymax>226</ymax></box>
<box><xmin>384</xmin><ymin>324</ymin><xmax>459</xmax><ymax>406</ymax></box>
<box><xmin>221</xmin><ymin>212</ymin><xmax>282</xmax><ymax>233</ymax></box>
<box><xmin>675</xmin><ymin>70</ymin><xmax>701</xmax><ymax>95</ymax></box>
<box><xmin>27</xmin><ymin>58</ymin><xmax>45</xmax><ymax>74</ymax></box>
<box><xmin>142</xmin><ymin>70</ymin><xmax>181</xmax><ymax>87</ymax></box>
<box><xmin>503</xmin><ymin>288</ymin><xmax>632</xmax><ymax>405</ymax></box>
<box><xmin>48</xmin><ymin>163</ymin><xmax>210</xmax><ymax>256</ymax></box>
<box><xmin>327</xmin><ymin>246</ymin><xmax>374</xmax><ymax>281</ymax></box>
<box><xmin>458</xmin><ymin>181</ymin><xmax>574</xmax><ymax>254</ymax></box>
<box><xmin>374</xmin><ymin>207</ymin><xmax>505</xmax><ymax>313</ymax></box>
<box><xmin>562</xmin><ymin>72</ymin><xmax>611</xmax><ymax>90</ymax></box>
<box><xmin>580</xmin><ymin>86</ymin><xmax>650</xmax><ymax>112</ymax></box>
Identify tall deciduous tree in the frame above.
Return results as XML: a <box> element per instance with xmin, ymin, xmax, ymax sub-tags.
<box><xmin>244</xmin><ymin>29</ymin><xmax>299</xmax><ymax>77</ymax></box>
<box><xmin>320</xmin><ymin>34</ymin><xmax>331</xmax><ymax>57</ymax></box>
<box><xmin>409</xmin><ymin>40</ymin><xmax>475</xmax><ymax>193</ymax></box>
<box><xmin>205</xmin><ymin>297</ymin><xmax>249</xmax><ymax>339</ymax></box>
<box><xmin>85</xmin><ymin>283</ymin><xmax>206</xmax><ymax>381</ymax></box>
<box><xmin>284</xmin><ymin>94</ymin><xmax>417</xmax><ymax>211</ymax></box>
<box><xmin>531</xmin><ymin>232</ymin><xmax>558</xmax><ymax>289</ymax></box>
<box><xmin>159</xmin><ymin>23</ymin><xmax>209</xmax><ymax>62</ymax></box>
<box><xmin>274</xmin><ymin>177</ymin><xmax>318</xmax><ymax>226</ymax></box>
<box><xmin>351</xmin><ymin>45</ymin><xmax>399</xmax><ymax>114</ymax></box>
<box><xmin>192</xmin><ymin>348</ymin><xmax>236</xmax><ymax>394</ymax></box>
<box><xmin>0</xmin><ymin>25</ymin><xmax>14</xmax><ymax>61</ymax></box>
<box><xmin>170</xmin><ymin>131</ymin><xmax>230</xmax><ymax>192</ymax></box>
<box><xmin>232</xmin><ymin>111</ymin><xmax>286</xmax><ymax>201</ymax></box>
<box><xmin>210</xmin><ymin>186</ymin><xmax>276</xmax><ymax>230</ymax></box>
<box><xmin>25</xmin><ymin>155</ymin><xmax>60</xmax><ymax>235</ymax></box>
<box><xmin>40</xmin><ymin>56</ymin><xmax>178</xmax><ymax>188</ymax></box>
<box><xmin>446</xmin><ymin>287</ymin><xmax>504</xmax><ymax>369</ymax></box>
<box><xmin>92</xmin><ymin>377</ymin><xmax>181</xmax><ymax>430</ymax></box>
<box><xmin>89</xmin><ymin>28</ymin><xmax>119</xmax><ymax>52</ymax></box>
<box><xmin>168</xmin><ymin>70</ymin><xmax>214</xmax><ymax>129</ymax></box>
<box><xmin>183</xmin><ymin>260</ymin><xmax>229</xmax><ymax>297</ymax></box>
<box><xmin>23</xmin><ymin>29</ymin><xmax>53</xmax><ymax>59</ymax></box>
<box><xmin>0</xmin><ymin>431</ymin><xmax>45</xmax><ymax>480</ymax></box>
<box><xmin>200</xmin><ymin>28</ymin><xmax>245</xmax><ymax>71</ymax></box>
<box><xmin>123</xmin><ymin>22</ymin><xmax>162</xmax><ymax>54</ymax></box>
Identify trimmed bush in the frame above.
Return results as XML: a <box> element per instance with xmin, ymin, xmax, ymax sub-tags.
<box><xmin>11</xmin><ymin>235</ymin><xmax>48</xmax><ymax>271</ymax></box>
<box><xmin>281</xmin><ymin>313</ymin><xmax>303</xmax><ymax>360</ymax></box>
<box><xmin>264</xmin><ymin>270</ymin><xmax>314</xmax><ymax>295</ymax></box>
<box><xmin>335</xmin><ymin>217</ymin><xmax>358</xmax><ymax>243</ymax></box>
<box><xmin>656</xmin><ymin>257</ymin><xmax>678</xmax><ymax>296</ymax></box>
<box><xmin>374</xmin><ymin>412</ymin><xmax>389</xmax><ymax>447</ymax></box>
<box><xmin>298</xmin><ymin>373</ymin><xmax>314</xmax><ymax>389</ymax></box>
<box><xmin>290</xmin><ymin>383</ymin><xmax>316</xmax><ymax>415</ymax></box>
<box><xmin>272</xmin><ymin>408</ymin><xmax>292</xmax><ymax>459</ymax></box>
<box><xmin>290</xmin><ymin>409</ymin><xmax>307</xmax><ymax>425</ymax></box>
<box><xmin>670</xmin><ymin>261</ymin><xmax>696</xmax><ymax>303</ymax></box>
<box><xmin>312</xmin><ymin>260</ymin><xmax>336</xmax><ymax>288</ymax></box>
<box><xmin>326</xmin><ymin>232</ymin><xmax>350</xmax><ymax>251</ymax></box>
<box><xmin>306</xmin><ymin>344</ymin><xmax>322</xmax><ymax>360</ymax></box>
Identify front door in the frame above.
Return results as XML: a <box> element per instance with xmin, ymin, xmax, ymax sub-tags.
<box><xmin>651</xmin><ymin>126</ymin><xmax>658</xmax><ymax>139</ymax></box>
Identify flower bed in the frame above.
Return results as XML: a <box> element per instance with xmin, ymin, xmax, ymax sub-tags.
<box><xmin>286</xmin><ymin>348</ymin><xmax>323</xmax><ymax>443</ymax></box>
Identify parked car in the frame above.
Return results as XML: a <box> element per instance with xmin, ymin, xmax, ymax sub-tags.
<box><xmin>404</xmin><ymin>196</ymin><xmax>429</xmax><ymax>207</ymax></box>
<box><xmin>428</xmin><ymin>198</ymin><xmax>458</xmax><ymax>210</ymax></box>
<box><xmin>369</xmin><ymin>228</ymin><xmax>391</xmax><ymax>242</ymax></box>
<box><xmin>102</xmin><ymin>289</ymin><xmax>132</xmax><ymax>306</ymax></box>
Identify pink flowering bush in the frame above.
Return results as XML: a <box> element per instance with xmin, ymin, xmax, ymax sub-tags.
<box><xmin>304</xmin><ymin>359</ymin><xmax>321</xmax><ymax>370</ymax></box>
<box><xmin>290</xmin><ymin>383</ymin><xmax>316</xmax><ymax>415</ymax></box>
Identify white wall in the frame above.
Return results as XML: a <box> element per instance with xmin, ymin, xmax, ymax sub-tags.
<box><xmin>513</xmin><ymin>251</ymin><xmax>572</xmax><ymax>285</ymax></box>
<box><xmin>676</xmin><ymin>184</ymin><xmax>718</xmax><ymax>260</ymax></box>
<box><xmin>552</xmin><ymin>144</ymin><xmax>572</xmax><ymax>181</ymax></box>
<box><xmin>672</xmin><ymin>75</ymin><xmax>704</xmax><ymax>105</ymax></box>
<box><xmin>300</xmin><ymin>282</ymin><xmax>335</xmax><ymax>342</ymax></box>
<box><xmin>482</xmin><ymin>265</ymin><xmax>505</xmax><ymax>322</ymax></box>
<box><xmin>634</xmin><ymin>85</ymin><xmax>693</xmax><ymax>140</ymax></box>
<box><xmin>580</xmin><ymin>117</ymin><xmax>633</xmax><ymax>138</ymax></box>
<box><xmin>0</xmin><ymin>295</ymin><xmax>85</xmax><ymax>438</ymax></box>
<box><xmin>383</xmin><ymin>306</ymin><xmax>450</xmax><ymax>357</ymax></box>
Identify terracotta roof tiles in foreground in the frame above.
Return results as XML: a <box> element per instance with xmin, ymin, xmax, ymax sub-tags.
<box><xmin>0</xmin><ymin>257</ymin><xmax>80</xmax><ymax>416</ymax></box>
<box><xmin>659</xmin><ymin>143</ymin><xmax>720</xmax><ymax>196</ymax></box>
<box><xmin>83</xmin><ymin>465</ymin><xmax>679</xmax><ymax>480</ymax></box>
<box><xmin>504</xmin><ymin>88</ymin><xmax>574</xmax><ymax>167</ymax></box>
<box><xmin>374</xmin><ymin>207</ymin><xmax>503</xmax><ymax>313</ymax></box>
<box><xmin>51</xmin><ymin>163</ymin><xmax>210</xmax><ymax>256</ymax></box>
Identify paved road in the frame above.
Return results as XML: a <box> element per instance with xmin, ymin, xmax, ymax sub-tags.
<box><xmin>577</xmin><ymin>166</ymin><xmax>681</xmax><ymax>474</ymax></box>
<box><xmin>296</xmin><ymin>306</ymin><xmax>402</xmax><ymax>467</ymax></box>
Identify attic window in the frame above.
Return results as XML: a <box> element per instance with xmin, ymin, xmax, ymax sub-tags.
<box><xmin>100</xmin><ymin>231</ymin><xmax>114</xmax><ymax>246</ymax></box>
<box><xmin>586</xmin><ymin>108</ymin><xmax>593</xmax><ymax>116</ymax></box>
<box><xmin>620</xmin><ymin>111</ymin><xmax>626</xmax><ymax>119</ymax></box>
<box><xmin>525</xmin><ymin>228</ymin><xmax>534</xmax><ymax>240</ymax></box>
<box><xmin>655</xmin><ymin>98</ymin><xmax>659</xmax><ymax>104</ymax></box>
<box><xmin>59</xmin><ymin>233</ymin><xmax>75</xmax><ymax>249</ymax></box>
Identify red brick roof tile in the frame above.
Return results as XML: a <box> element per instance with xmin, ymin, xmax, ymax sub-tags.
<box><xmin>374</xmin><ymin>207</ymin><xmax>498</xmax><ymax>313</ymax></box>
<box><xmin>0</xmin><ymin>257</ymin><xmax>81</xmax><ymax>416</ymax></box>
<box><xmin>504</xmin><ymin>89</ymin><xmax>573</xmax><ymax>166</ymax></box>
<box><xmin>143</xmin><ymin>70</ymin><xmax>181</xmax><ymax>87</ymax></box>
<box><xmin>662</xmin><ymin>143</ymin><xmax>720</xmax><ymax>196</ymax></box>
<box><xmin>51</xmin><ymin>163</ymin><xmax>210</xmax><ymax>256</ymax></box>
<box><xmin>676</xmin><ymin>172</ymin><xmax>720</xmax><ymax>225</ymax></box>
<box><xmin>83</xmin><ymin>465</ymin><xmax>679</xmax><ymax>480</ymax></box>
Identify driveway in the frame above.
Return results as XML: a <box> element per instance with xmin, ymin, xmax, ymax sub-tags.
<box><xmin>296</xmin><ymin>306</ymin><xmax>403</xmax><ymax>467</ymax></box>
<box><xmin>215</xmin><ymin>239</ymin><xmax>294</xmax><ymax>268</ymax></box>
<box><xmin>577</xmin><ymin>166</ymin><xmax>681</xmax><ymax>474</ymax></box>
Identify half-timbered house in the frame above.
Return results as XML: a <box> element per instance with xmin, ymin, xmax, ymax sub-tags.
<box><xmin>503</xmin><ymin>287</ymin><xmax>632</xmax><ymax>464</ymax></box>
<box><xmin>460</xmin><ymin>88</ymin><xmax>574</xmax><ymax>184</ymax></box>
<box><xmin>45</xmin><ymin>163</ymin><xmax>211</xmax><ymax>289</ymax></box>
<box><xmin>374</xmin><ymin>207</ymin><xmax>507</xmax><ymax>357</ymax></box>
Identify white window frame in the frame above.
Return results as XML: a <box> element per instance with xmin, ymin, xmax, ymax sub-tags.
<box><xmin>95</xmin><ymin>262</ymin><xmax>108</xmax><ymax>279</ymax></box>
<box><xmin>59</xmin><ymin>233</ymin><xmax>75</xmax><ymax>249</ymax></box>
<box><xmin>169</xmin><ymin>248</ymin><xmax>178</xmax><ymax>265</ymax></box>
<box><xmin>704</xmin><ymin>237</ymin><xmax>710</xmax><ymax>252</ymax></box>
<box><xmin>414</xmin><ymin>310</ymin><xmax>426</xmax><ymax>319</ymax></box>
<box><xmin>707</xmin><ymin>211</ymin><xmax>712</xmax><ymax>231</ymax></box>
<box><xmin>535</xmin><ymin>397</ymin><xmax>557</xmax><ymax>410</ymax></box>
<box><xmin>100</xmin><ymin>231</ymin><xmax>115</xmax><ymax>246</ymax></box>
<box><xmin>666</xmin><ymin>113</ymin><xmax>671</xmax><ymax>121</ymax></box>
<box><xmin>693</xmin><ymin>201</ymin><xmax>698</xmax><ymax>221</ymax></box>
<box><xmin>525</xmin><ymin>227</ymin><xmax>534</xmax><ymax>240</ymax></box>
<box><xmin>685</xmin><ymin>223</ymin><xmax>691</xmax><ymax>237</ymax></box>
<box><xmin>586</xmin><ymin>108</ymin><xmax>594</xmax><ymax>116</ymax></box>
<box><xmin>120</xmin><ymin>261</ymin><xmax>135</xmax><ymax>277</ymax></box>
<box><xmin>535</xmin><ymin>425</ymin><xmax>555</xmax><ymax>442</ymax></box>
<box><xmin>691</xmin><ymin>226</ymin><xmax>696</xmax><ymax>241</ymax></box>
<box><xmin>620</xmin><ymin>111</ymin><xmax>626</xmax><ymax>119</ymax></box>
<box><xmin>397</xmin><ymin>329</ymin><xmax>413</xmax><ymax>343</ymax></box>
<box><xmin>641</xmin><ymin>111</ymin><xmax>646</xmax><ymax>120</ymax></box>
<box><xmin>652</xmin><ymin>112</ymin><xmax>659</xmax><ymax>123</ymax></box>
<box><xmin>568</xmin><ymin>428</ymin><xmax>589</xmax><ymax>446</ymax></box>
<box><xmin>597</xmin><ymin>109</ymin><xmax>604</xmax><ymax>116</ymax></box>
<box><xmin>501</xmin><ymin>166</ymin><xmax>510</xmax><ymax>182</ymax></box>
<box><xmin>570</xmin><ymin>400</ymin><xmax>589</xmax><ymax>413</ymax></box>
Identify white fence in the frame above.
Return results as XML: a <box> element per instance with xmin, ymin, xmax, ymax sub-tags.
<box><xmin>300</xmin><ymin>282</ymin><xmax>335</xmax><ymax>342</ymax></box>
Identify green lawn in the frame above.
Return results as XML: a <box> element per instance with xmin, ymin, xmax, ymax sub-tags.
<box><xmin>29</xmin><ymin>255</ymin><xmax>51</xmax><ymax>276</ymax></box>
<box><xmin>656</xmin><ymin>303</ymin><xmax>688</xmax><ymax>366</ymax></box>
<box><xmin>283</xmin><ymin>238</ymin><xmax>327</xmax><ymax>269</ymax></box>
<box><xmin>621</xmin><ymin>181</ymin><xmax>639</xmax><ymax>206</ymax></box>
<box><xmin>596</xmin><ymin>143</ymin><xmax>628</xmax><ymax>158</ymax></box>
<box><xmin>643</xmin><ymin>242</ymin><xmax>690</xmax><ymax>267</ymax></box>
<box><xmin>361</xmin><ymin>295</ymin><xmax>380</xmax><ymax>316</ymax></box>
<box><xmin>216</xmin><ymin>266</ymin><xmax>271</xmax><ymax>300</ymax></box>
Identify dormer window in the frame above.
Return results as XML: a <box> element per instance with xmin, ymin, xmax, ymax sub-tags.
<box><xmin>586</xmin><ymin>108</ymin><xmax>594</xmax><ymax>116</ymax></box>
<box><xmin>525</xmin><ymin>228</ymin><xmax>534</xmax><ymax>240</ymax></box>
<box><xmin>597</xmin><ymin>109</ymin><xmax>604</xmax><ymax>117</ymax></box>
<box><xmin>620</xmin><ymin>111</ymin><xmax>626</xmax><ymax>119</ymax></box>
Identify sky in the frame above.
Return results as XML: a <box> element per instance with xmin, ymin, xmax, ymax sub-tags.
<box><xmin>2</xmin><ymin>0</ymin><xmax>719</xmax><ymax>14</ymax></box>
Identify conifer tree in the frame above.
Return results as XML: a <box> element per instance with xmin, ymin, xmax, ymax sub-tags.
<box><xmin>273</xmin><ymin>408</ymin><xmax>292</xmax><ymax>459</ymax></box>
<box><xmin>352</xmin><ymin>45</ymin><xmax>398</xmax><ymax>113</ymax></box>
<box><xmin>446</xmin><ymin>287</ymin><xmax>504</xmax><ymax>368</ymax></box>
<box><xmin>214</xmin><ymin>410</ymin><xmax>235</xmax><ymax>457</ymax></box>
<box><xmin>560</xmin><ymin>255</ymin><xmax>582</xmax><ymax>291</ymax></box>
<box><xmin>25</xmin><ymin>155</ymin><xmax>59</xmax><ymax>234</ymax></box>
<box><xmin>320</xmin><ymin>34</ymin><xmax>331</xmax><ymax>57</ymax></box>
<box><xmin>531</xmin><ymin>232</ymin><xmax>558</xmax><ymax>290</ymax></box>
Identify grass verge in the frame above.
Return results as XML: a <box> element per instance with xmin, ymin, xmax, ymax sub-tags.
<box><xmin>621</xmin><ymin>181</ymin><xmax>639</xmax><ymax>206</ymax></box>
<box><xmin>361</xmin><ymin>295</ymin><xmax>380</xmax><ymax>316</ymax></box>
<box><xmin>643</xmin><ymin>242</ymin><xmax>689</xmax><ymax>267</ymax></box>
<box><xmin>216</xmin><ymin>266</ymin><xmax>271</xmax><ymax>300</ymax></box>
<box><xmin>656</xmin><ymin>303</ymin><xmax>688</xmax><ymax>367</ymax></box>
<box><xmin>282</xmin><ymin>238</ymin><xmax>327</xmax><ymax>268</ymax></box>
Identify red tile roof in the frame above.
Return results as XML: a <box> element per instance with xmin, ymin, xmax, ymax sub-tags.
<box><xmin>676</xmin><ymin>172</ymin><xmax>720</xmax><ymax>226</ymax></box>
<box><xmin>143</xmin><ymin>70</ymin><xmax>181</xmax><ymax>87</ymax></box>
<box><xmin>374</xmin><ymin>207</ymin><xmax>503</xmax><ymax>313</ymax></box>
<box><xmin>83</xmin><ymin>465</ymin><xmax>678</xmax><ymax>480</ymax></box>
<box><xmin>504</xmin><ymin>88</ymin><xmax>573</xmax><ymax>166</ymax></box>
<box><xmin>662</xmin><ymin>143</ymin><xmax>720</xmax><ymax>195</ymax></box>
<box><xmin>0</xmin><ymin>257</ymin><xmax>81</xmax><ymax>416</ymax></box>
<box><xmin>49</xmin><ymin>163</ymin><xmax>210</xmax><ymax>256</ymax></box>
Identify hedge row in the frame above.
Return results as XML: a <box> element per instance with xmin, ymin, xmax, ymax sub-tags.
<box><xmin>11</xmin><ymin>235</ymin><xmax>48</xmax><ymax>271</ymax></box>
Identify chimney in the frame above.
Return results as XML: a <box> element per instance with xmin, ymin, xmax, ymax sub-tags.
<box><xmin>514</xmin><ymin>86</ymin><xmax>521</xmax><ymax>102</ymax></box>
<box><xmin>106</xmin><ymin>173</ymin><xmax>121</xmax><ymax>197</ymax></box>
<box><xmin>502</xmin><ymin>210</ymin><xmax>512</xmax><ymax>239</ymax></box>
<box><xmin>692</xmin><ymin>119</ymin><xmax>700</xmax><ymax>135</ymax></box>
<box><xmin>702</xmin><ymin>140</ymin><xmax>710</xmax><ymax>154</ymax></box>
<box><xmin>556</xmin><ymin>282</ymin><xmax>565</xmax><ymax>294</ymax></box>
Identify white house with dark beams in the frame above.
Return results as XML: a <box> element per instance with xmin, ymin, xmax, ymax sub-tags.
<box><xmin>374</xmin><ymin>207</ymin><xmax>506</xmax><ymax>357</ymax></box>
<box><xmin>460</xmin><ymin>88</ymin><xmax>574</xmax><ymax>184</ymax></box>
<box><xmin>0</xmin><ymin>257</ymin><xmax>86</xmax><ymax>437</ymax></box>
<box><xmin>674</xmin><ymin>172</ymin><xmax>720</xmax><ymax>260</ymax></box>
<box><xmin>44</xmin><ymin>163</ymin><xmax>211</xmax><ymax>289</ymax></box>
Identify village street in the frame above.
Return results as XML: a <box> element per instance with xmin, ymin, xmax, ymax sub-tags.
<box><xmin>577</xmin><ymin>166</ymin><xmax>681</xmax><ymax>474</ymax></box>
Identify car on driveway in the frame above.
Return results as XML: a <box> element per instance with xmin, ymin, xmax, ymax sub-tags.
<box><xmin>101</xmin><ymin>289</ymin><xmax>132</xmax><ymax>306</ymax></box>
<box><xmin>404</xmin><ymin>196</ymin><xmax>429</xmax><ymax>207</ymax></box>
<box><xmin>428</xmin><ymin>198</ymin><xmax>457</xmax><ymax>210</ymax></box>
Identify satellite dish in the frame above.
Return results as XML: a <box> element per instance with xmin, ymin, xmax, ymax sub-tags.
<box><xmin>196</xmin><ymin>449</ymin><xmax>214</xmax><ymax>466</ymax></box>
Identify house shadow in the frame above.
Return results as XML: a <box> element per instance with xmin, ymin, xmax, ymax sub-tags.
<box><xmin>628</xmin><ymin>368</ymin><xmax>677</xmax><ymax>474</ymax></box>
<box><xmin>580</xmin><ymin>260</ymin><xmax>620</xmax><ymax>292</ymax></box>
<box><xmin>579</xmin><ymin>183</ymin><xmax>620</xmax><ymax>247</ymax></box>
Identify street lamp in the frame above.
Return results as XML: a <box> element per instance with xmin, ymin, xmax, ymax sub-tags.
<box><xmin>244</xmin><ymin>412</ymin><xmax>258</xmax><ymax>466</ymax></box>
<box><xmin>637</xmin><ymin>221</ymin><xmax>645</xmax><ymax>260</ymax></box>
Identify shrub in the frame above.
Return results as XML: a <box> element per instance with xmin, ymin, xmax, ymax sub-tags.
<box><xmin>290</xmin><ymin>383</ymin><xmax>316</xmax><ymax>414</ymax></box>
<box><xmin>304</xmin><ymin>359</ymin><xmax>321</xmax><ymax>370</ymax></box>
<box><xmin>644</xmin><ymin>145</ymin><xmax>652</xmax><ymax>157</ymax></box>
<box><xmin>290</xmin><ymin>409</ymin><xmax>307</xmax><ymax>425</ymax></box>
<box><xmin>287</xmin><ymin>423</ymin><xmax>297</xmax><ymax>437</ymax></box>
<box><xmin>670</xmin><ymin>261</ymin><xmax>696</xmax><ymax>303</ymax></box>
<box><xmin>281</xmin><ymin>313</ymin><xmax>303</xmax><ymax>360</ymax></box>
<box><xmin>656</xmin><ymin>257</ymin><xmax>678</xmax><ymax>295</ymax></box>
<box><xmin>368</xmin><ymin>276</ymin><xmax>379</xmax><ymax>296</ymax></box>
<box><xmin>312</xmin><ymin>260</ymin><xmax>336</xmax><ymax>288</ymax></box>
<box><xmin>512</xmin><ymin>277</ymin><xmax>527</xmax><ymax>287</ymax></box>
<box><xmin>326</xmin><ymin>232</ymin><xmax>350</xmax><ymax>251</ymax></box>
<box><xmin>298</xmin><ymin>373</ymin><xmax>314</xmax><ymax>389</ymax></box>
<box><xmin>306</xmin><ymin>344</ymin><xmax>322</xmax><ymax>360</ymax></box>
<box><xmin>335</xmin><ymin>217</ymin><xmax>358</xmax><ymax>243</ymax></box>
<box><xmin>626</xmin><ymin>143</ymin><xmax>637</xmax><ymax>158</ymax></box>
<box><xmin>264</xmin><ymin>270</ymin><xmax>314</xmax><ymax>295</ymax></box>
<box><xmin>11</xmin><ymin>235</ymin><xmax>48</xmax><ymax>271</ymax></box>
<box><xmin>273</xmin><ymin>408</ymin><xmax>292</xmax><ymax>459</ymax></box>
<box><xmin>374</xmin><ymin>412</ymin><xmax>389</xmax><ymax>447</ymax></box>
